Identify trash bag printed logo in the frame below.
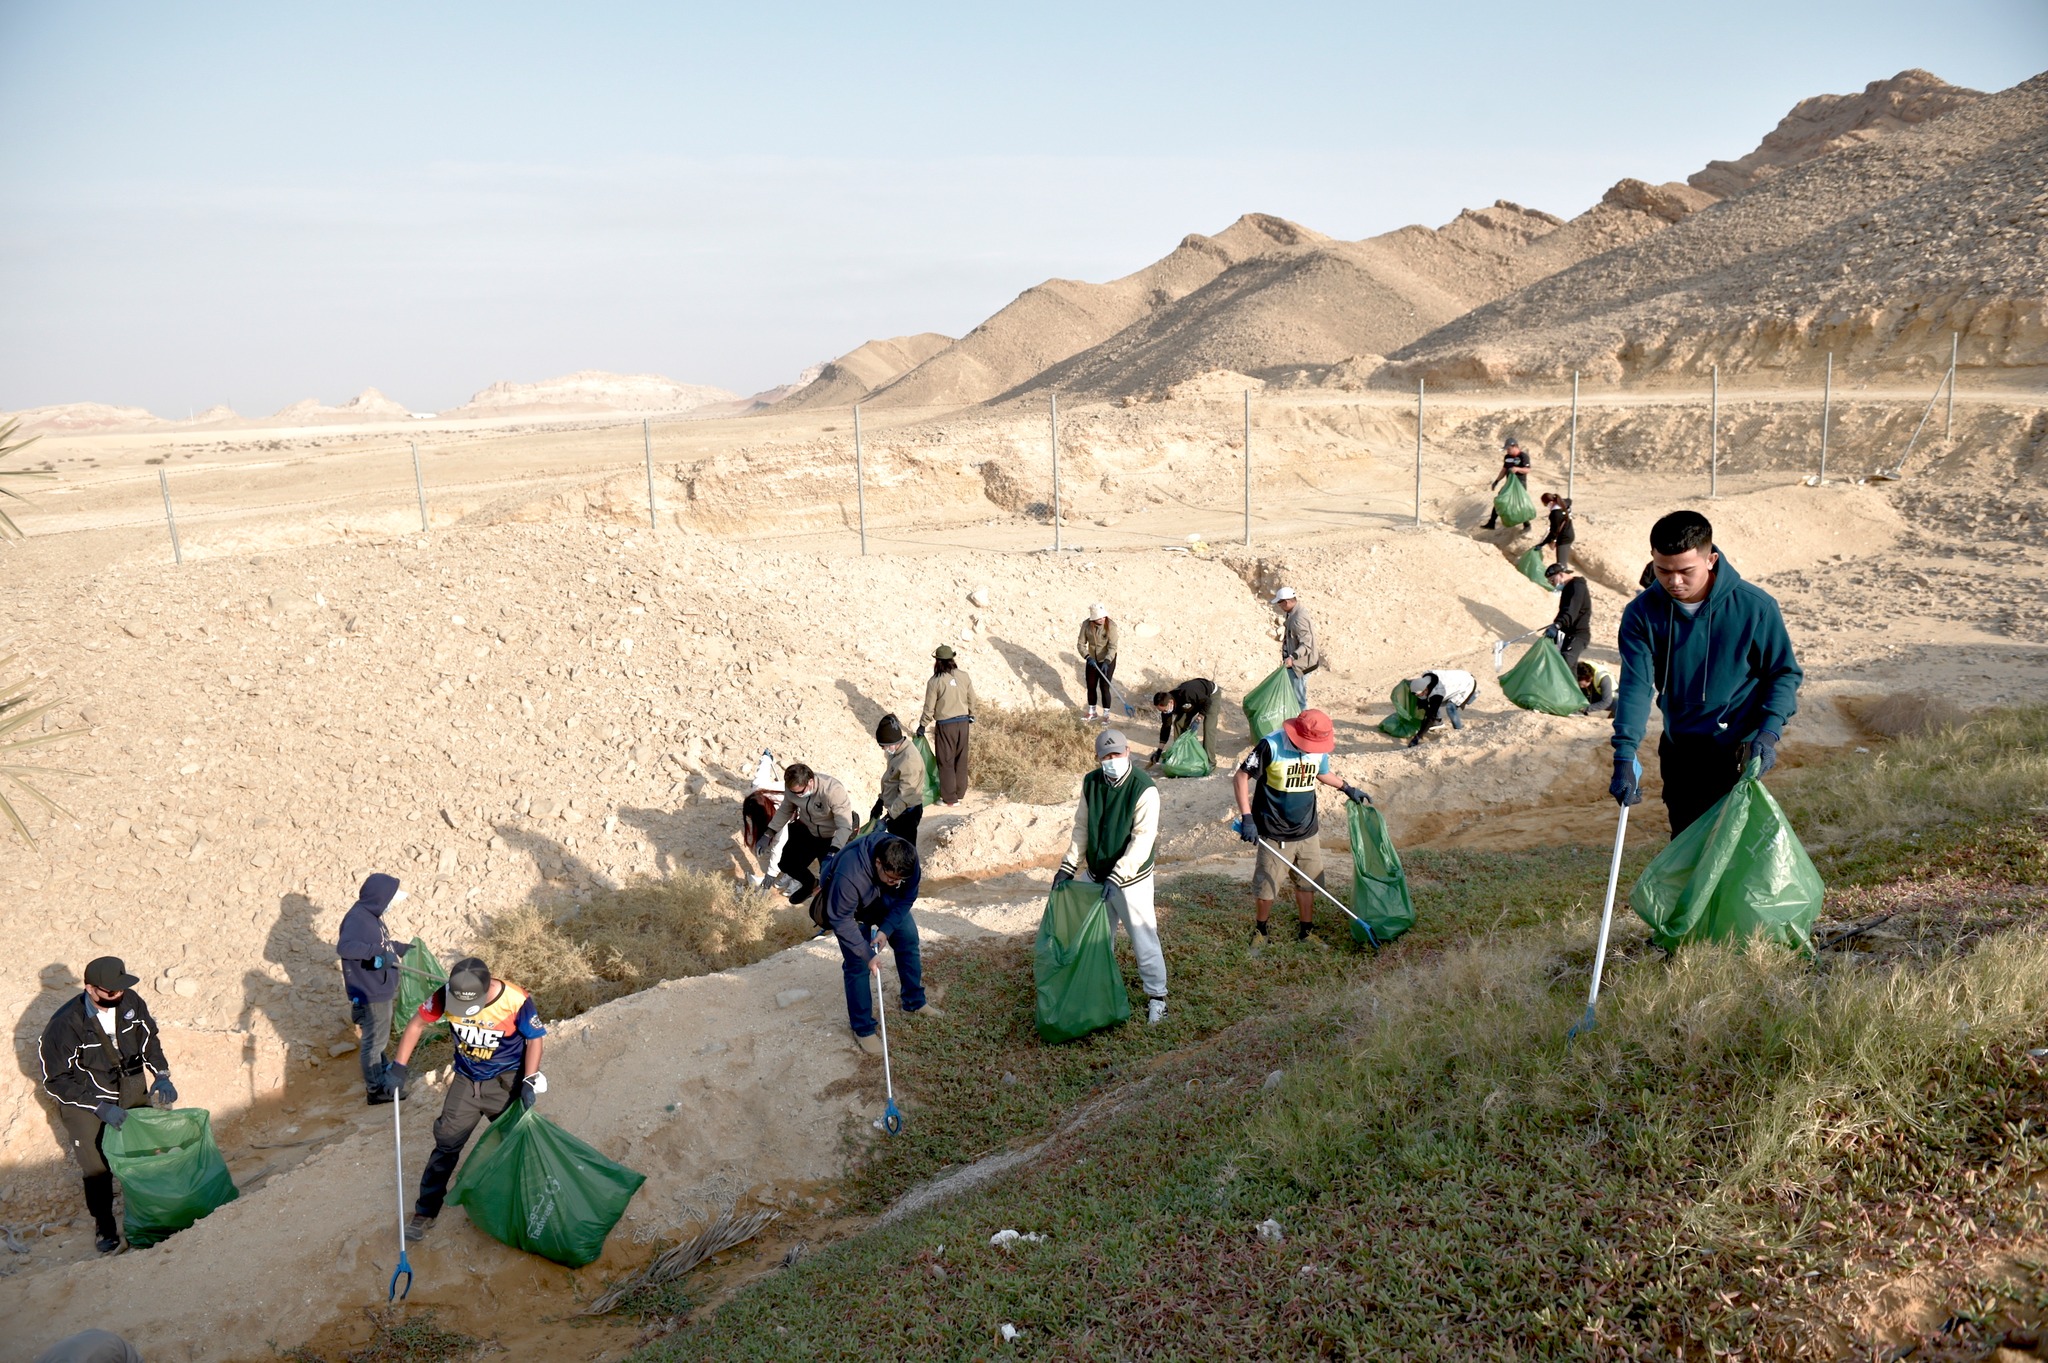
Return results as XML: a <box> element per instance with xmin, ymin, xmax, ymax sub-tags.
<box><xmin>526</xmin><ymin>1173</ymin><xmax>563</xmax><ymax>1239</ymax></box>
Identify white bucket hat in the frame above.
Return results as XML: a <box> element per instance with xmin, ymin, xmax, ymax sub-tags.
<box><xmin>1089</xmin><ymin>602</ymin><xmax>1108</xmax><ymax>620</ymax></box>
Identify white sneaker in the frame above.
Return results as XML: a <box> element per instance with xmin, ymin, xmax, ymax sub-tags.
<box><xmin>1146</xmin><ymin>998</ymin><xmax>1167</xmax><ymax>1025</ymax></box>
<box><xmin>775</xmin><ymin>874</ymin><xmax>800</xmax><ymax>896</ymax></box>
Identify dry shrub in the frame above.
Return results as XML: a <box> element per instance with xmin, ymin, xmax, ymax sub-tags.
<box><xmin>1838</xmin><ymin>690</ymin><xmax>1966</xmax><ymax>739</ymax></box>
<box><xmin>971</xmin><ymin>704</ymin><xmax>1099</xmax><ymax>804</ymax></box>
<box><xmin>482</xmin><ymin>871</ymin><xmax>812</xmax><ymax>1019</ymax></box>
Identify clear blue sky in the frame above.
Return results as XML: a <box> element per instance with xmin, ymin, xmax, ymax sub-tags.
<box><xmin>1</xmin><ymin>1</ymin><xmax>2041</xmax><ymax>416</ymax></box>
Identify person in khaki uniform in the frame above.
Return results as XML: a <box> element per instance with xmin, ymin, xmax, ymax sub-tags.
<box><xmin>916</xmin><ymin>645</ymin><xmax>978</xmax><ymax>805</ymax></box>
<box><xmin>870</xmin><ymin>713</ymin><xmax>926</xmax><ymax>844</ymax></box>
<box><xmin>759</xmin><ymin>762</ymin><xmax>855</xmax><ymax>905</ymax></box>
<box><xmin>1076</xmin><ymin>603</ymin><xmax>1120</xmax><ymax>722</ymax></box>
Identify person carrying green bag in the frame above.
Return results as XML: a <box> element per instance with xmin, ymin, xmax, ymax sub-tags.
<box><xmin>1631</xmin><ymin>758</ymin><xmax>1823</xmax><ymax>951</ymax></box>
<box><xmin>1054</xmin><ymin>729</ymin><xmax>1168</xmax><ymax>1023</ymax></box>
<box><xmin>101</xmin><ymin>1106</ymin><xmax>239</xmax><ymax>1248</ymax></box>
<box><xmin>1484</xmin><ymin>435</ymin><xmax>1534</xmax><ymax>529</ymax></box>
<box><xmin>869</xmin><ymin>713</ymin><xmax>928</xmax><ymax>844</ymax></box>
<box><xmin>1146</xmin><ymin>678</ymin><xmax>1220</xmax><ymax>773</ymax></box>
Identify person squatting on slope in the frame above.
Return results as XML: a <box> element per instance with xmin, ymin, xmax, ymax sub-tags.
<box><xmin>335</xmin><ymin>872</ymin><xmax>413</xmax><ymax>1105</ymax></box>
<box><xmin>1535</xmin><ymin>492</ymin><xmax>1576</xmax><ymax>568</ymax></box>
<box><xmin>38</xmin><ymin>956</ymin><xmax>177</xmax><ymax>1255</ymax></box>
<box><xmin>917</xmin><ymin>645</ymin><xmax>979</xmax><ymax>805</ymax></box>
<box><xmin>388</xmin><ymin>956</ymin><xmax>546</xmax><ymax>1244</ymax></box>
<box><xmin>1544</xmin><ymin>562</ymin><xmax>1593</xmax><ymax>668</ymax></box>
<box><xmin>1077</xmin><ymin>603</ymin><xmax>1120</xmax><ymax>722</ymax></box>
<box><xmin>1483</xmin><ymin>435</ymin><xmax>1533</xmax><ymax>530</ymax></box>
<box><xmin>817</xmin><ymin>828</ymin><xmax>938</xmax><ymax>1055</ymax></box>
<box><xmin>1610</xmin><ymin>509</ymin><xmax>1804</xmax><ymax>837</ymax></box>
<box><xmin>871</xmin><ymin>714</ymin><xmax>926</xmax><ymax>844</ymax></box>
<box><xmin>1406</xmin><ymin>669</ymin><xmax>1480</xmax><ymax>748</ymax></box>
<box><xmin>1147</xmin><ymin>677</ymin><xmax>1220</xmax><ymax>771</ymax></box>
<box><xmin>1577</xmin><ymin>660</ymin><xmax>1616</xmax><ymax>714</ymax></box>
<box><xmin>1271</xmin><ymin>587</ymin><xmax>1321</xmax><ymax>708</ymax></box>
<box><xmin>759</xmin><ymin>763</ymin><xmax>855</xmax><ymax>905</ymax></box>
<box><xmin>1055</xmin><ymin>728</ymin><xmax>1169</xmax><ymax>1024</ymax></box>
<box><xmin>740</xmin><ymin>750</ymin><xmax>791</xmax><ymax>890</ymax></box>
<box><xmin>1233</xmin><ymin>710</ymin><xmax>1371</xmax><ymax>946</ymax></box>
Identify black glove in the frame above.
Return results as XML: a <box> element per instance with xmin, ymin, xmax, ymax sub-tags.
<box><xmin>915</xmin><ymin>725</ymin><xmax>926</xmax><ymax>740</ymax></box>
<box><xmin>151</xmin><ymin>1074</ymin><xmax>177</xmax><ymax>1105</ymax></box>
<box><xmin>1236</xmin><ymin>816</ymin><xmax>1258</xmax><ymax>844</ymax></box>
<box><xmin>520</xmin><ymin>1073</ymin><xmax>545</xmax><ymax>1111</ymax></box>
<box><xmin>1051</xmin><ymin>868</ymin><xmax>1074</xmax><ymax>888</ymax></box>
<box><xmin>95</xmin><ymin>1102</ymin><xmax>127</xmax><ymax>1129</ymax></box>
<box><xmin>1342</xmin><ymin>783</ymin><xmax>1371</xmax><ymax>806</ymax></box>
<box><xmin>1739</xmin><ymin>731</ymin><xmax>1780</xmax><ymax>777</ymax></box>
<box><xmin>393</xmin><ymin>940</ymin><xmax>412</xmax><ymax>958</ymax></box>
<box><xmin>386</xmin><ymin>1060</ymin><xmax>410</xmax><ymax>1090</ymax></box>
<box><xmin>869</xmin><ymin>797</ymin><xmax>884</xmax><ymax>821</ymax></box>
<box><xmin>1610</xmin><ymin>756</ymin><xmax>1643</xmax><ymax>807</ymax></box>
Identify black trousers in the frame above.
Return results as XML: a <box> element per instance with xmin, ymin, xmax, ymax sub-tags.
<box><xmin>1658</xmin><ymin>732</ymin><xmax>1745</xmax><ymax>838</ymax></box>
<box><xmin>1559</xmin><ymin>630</ymin><xmax>1590</xmax><ymax>669</ymax></box>
<box><xmin>779</xmin><ymin>823</ymin><xmax>837</xmax><ymax>899</ymax></box>
<box><xmin>416</xmin><ymin>1071</ymin><xmax>518</xmax><ymax>1218</ymax></box>
<box><xmin>1483</xmin><ymin>472</ymin><xmax>1528</xmax><ymax>529</ymax></box>
<box><xmin>885</xmin><ymin>805</ymin><xmax>923</xmax><ymax>844</ymax></box>
<box><xmin>60</xmin><ymin>1080</ymin><xmax>147</xmax><ymax>1240</ymax></box>
<box><xmin>1085</xmin><ymin>657</ymin><xmax>1117</xmax><ymax>708</ymax></box>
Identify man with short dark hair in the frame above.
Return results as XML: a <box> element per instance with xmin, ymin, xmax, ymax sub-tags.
<box><xmin>817</xmin><ymin>827</ymin><xmax>935</xmax><ymax>1054</ymax></box>
<box><xmin>759</xmin><ymin>761</ymin><xmax>854</xmax><ymax>904</ymax></box>
<box><xmin>37</xmin><ymin>956</ymin><xmax>175</xmax><ymax>1255</ymax></box>
<box><xmin>1543</xmin><ymin>562</ymin><xmax>1593</xmax><ymax>668</ymax></box>
<box><xmin>1147</xmin><ymin>678</ymin><xmax>1220</xmax><ymax>770</ymax></box>
<box><xmin>1611</xmin><ymin>509</ymin><xmax>1803</xmax><ymax>836</ymax></box>
<box><xmin>387</xmin><ymin>956</ymin><xmax>546</xmax><ymax>1244</ymax></box>
<box><xmin>1483</xmin><ymin>435</ymin><xmax>1533</xmax><ymax>530</ymax></box>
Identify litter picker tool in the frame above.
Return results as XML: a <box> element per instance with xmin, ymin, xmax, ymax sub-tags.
<box><xmin>1566</xmin><ymin>802</ymin><xmax>1631</xmax><ymax>1046</ymax></box>
<box><xmin>1086</xmin><ymin>657</ymin><xmax>1136</xmax><ymax>717</ymax></box>
<box><xmin>870</xmin><ymin>953</ymin><xmax>904</xmax><ymax>1135</ymax></box>
<box><xmin>1254</xmin><ymin>834</ymin><xmax>1378</xmax><ymax>950</ymax></box>
<box><xmin>388</xmin><ymin>1080</ymin><xmax>413</xmax><ymax>1301</ymax></box>
<box><xmin>1491</xmin><ymin>628</ymin><xmax>1543</xmax><ymax>672</ymax></box>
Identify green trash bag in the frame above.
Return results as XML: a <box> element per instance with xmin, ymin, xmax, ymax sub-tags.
<box><xmin>1347</xmin><ymin>803</ymin><xmax>1415</xmax><ymax>946</ymax></box>
<box><xmin>1033</xmin><ymin>881</ymin><xmax>1132</xmax><ymax>1043</ymax></box>
<box><xmin>1493</xmin><ymin>476</ymin><xmax>1539</xmax><ymax>527</ymax></box>
<box><xmin>1631</xmin><ymin>763</ymin><xmax>1824</xmax><ymax>952</ymax></box>
<box><xmin>447</xmin><ymin>1103</ymin><xmax>647</xmax><ymax>1268</ymax></box>
<box><xmin>1516</xmin><ymin>547</ymin><xmax>1556</xmax><ymax>591</ymax></box>
<box><xmin>101</xmin><ymin>1107</ymin><xmax>239</xmax><ymax>1247</ymax></box>
<box><xmin>1498</xmin><ymin>638</ymin><xmax>1587</xmax><ymax>716</ymax></box>
<box><xmin>1157</xmin><ymin>727</ymin><xmax>1212</xmax><ymax>778</ymax></box>
<box><xmin>1378</xmin><ymin>680</ymin><xmax>1424</xmax><ymax>740</ymax></box>
<box><xmin>913</xmin><ymin>733</ymin><xmax>941</xmax><ymax>806</ymax></box>
<box><xmin>1242</xmin><ymin>666</ymin><xmax>1302</xmax><ymax>749</ymax></box>
<box><xmin>396</xmin><ymin>937</ymin><xmax>448</xmax><ymax>1043</ymax></box>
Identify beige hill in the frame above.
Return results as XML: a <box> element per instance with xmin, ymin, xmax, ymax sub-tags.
<box><xmin>266</xmin><ymin>387</ymin><xmax>415</xmax><ymax>424</ymax></box>
<box><xmin>442</xmin><ymin>370</ymin><xmax>740</xmax><ymax>418</ymax></box>
<box><xmin>1689</xmin><ymin>68</ymin><xmax>1982</xmax><ymax>197</ymax></box>
<box><xmin>1387</xmin><ymin>70</ymin><xmax>2046</xmax><ymax>386</ymax></box>
<box><xmin>776</xmin><ymin>332</ymin><xmax>954</xmax><ymax>409</ymax></box>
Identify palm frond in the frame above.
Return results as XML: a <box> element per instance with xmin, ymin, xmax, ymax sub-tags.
<box><xmin>0</xmin><ymin>657</ymin><xmax>83</xmax><ymax>846</ymax></box>
<box><xmin>0</xmin><ymin>417</ymin><xmax>47</xmax><ymax>539</ymax></box>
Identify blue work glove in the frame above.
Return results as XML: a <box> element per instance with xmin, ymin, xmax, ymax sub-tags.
<box><xmin>1610</xmin><ymin>756</ymin><xmax>1643</xmax><ymax>807</ymax></box>
<box><xmin>520</xmin><ymin>1073</ymin><xmax>546</xmax><ymax>1110</ymax></box>
<box><xmin>1051</xmin><ymin>868</ymin><xmax>1074</xmax><ymax>888</ymax></box>
<box><xmin>385</xmin><ymin>1060</ymin><xmax>410</xmax><ymax>1090</ymax></box>
<box><xmin>1100</xmin><ymin>881</ymin><xmax>1114</xmax><ymax>902</ymax></box>
<box><xmin>95</xmin><ymin>1102</ymin><xmax>127</xmax><ymax>1129</ymax></box>
<box><xmin>151</xmin><ymin>1074</ymin><xmax>177</xmax><ymax>1106</ymax></box>
<box><xmin>1739</xmin><ymin>730</ymin><xmax>1779</xmax><ymax>777</ymax></box>
<box><xmin>1235</xmin><ymin>815</ymin><xmax>1259</xmax><ymax>844</ymax></box>
<box><xmin>1342</xmin><ymin>784</ymin><xmax>1371</xmax><ymax>806</ymax></box>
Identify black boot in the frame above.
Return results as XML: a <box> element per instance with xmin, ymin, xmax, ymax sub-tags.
<box><xmin>84</xmin><ymin>1172</ymin><xmax>121</xmax><ymax>1253</ymax></box>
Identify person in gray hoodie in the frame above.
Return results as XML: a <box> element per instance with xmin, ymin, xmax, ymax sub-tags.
<box><xmin>335</xmin><ymin>873</ymin><xmax>411</xmax><ymax>1104</ymax></box>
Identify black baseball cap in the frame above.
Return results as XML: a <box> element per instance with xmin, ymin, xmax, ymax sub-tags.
<box><xmin>1544</xmin><ymin>563</ymin><xmax>1569</xmax><ymax>579</ymax></box>
<box><xmin>84</xmin><ymin>957</ymin><xmax>139</xmax><ymax>992</ymax></box>
<box><xmin>446</xmin><ymin>958</ymin><xmax>492</xmax><ymax>1016</ymax></box>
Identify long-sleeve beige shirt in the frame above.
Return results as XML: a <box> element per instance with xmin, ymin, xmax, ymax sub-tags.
<box><xmin>766</xmin><ymin>773</ymin><xmax>855</xmax><ymax>848</ymax></box>
<box><xmin>1282</xmin><ymin>606</ymin><xmax>1320</xmax><ymax>673</ymax></box>
<box><xmin>1076</xmin><ymin>617</ymin><xmax>1119</xmax><ymax>664</ymax></box>
<box><xmin>878</xmin><ymin>741</ymin><xmax>926</xmax><ymax>818</ymax></box>
<box><xmin>918</xmin><ymin>670</ymin><xmax>979</xmax><ymax>728</ymax></box>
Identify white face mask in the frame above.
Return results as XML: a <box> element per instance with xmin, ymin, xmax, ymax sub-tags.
<box><xmin>1100</xmin><ymin>755</ymin><xmax>1128</xmax><ymax>780</ymax></box>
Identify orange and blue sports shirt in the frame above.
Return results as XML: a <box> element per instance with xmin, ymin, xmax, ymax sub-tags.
<box><xmin>417</xmin><ymin>982</ymin><xmax>547</xmax><ymax>1081</ymax></box>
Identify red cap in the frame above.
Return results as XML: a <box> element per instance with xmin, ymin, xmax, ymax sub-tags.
<box><xmin>1283</xmin><ymin>709</ymin><xmax>1335</xmax><ymax>753</ymax></box>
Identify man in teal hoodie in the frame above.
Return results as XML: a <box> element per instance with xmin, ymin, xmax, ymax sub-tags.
<box><xmin>1610</xmin><ymin>509</ymin><xmax>1803</xmax><ymax>835</ymax></box>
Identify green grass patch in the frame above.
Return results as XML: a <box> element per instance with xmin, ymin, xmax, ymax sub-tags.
<box><xmin>275</xmin><ymin>1309</ymin><xmax>485</xmax><ymax>1363</ymax></box>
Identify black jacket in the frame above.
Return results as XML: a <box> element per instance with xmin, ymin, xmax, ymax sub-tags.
<box><xmin>1156</xmin><ymin>678</ymin><xmax>1216</xmax><ymax>746</ymax></box>
<box><xmin>1553</xmin><ymin>576</ymin><xmax>1592</xmax><ymax>641</ymax></box>
<box><xmin>39</xmin><ymin>990</ymin><xmax>169</xmax><ymax>1116</ymax></box>
<box><xmin>336</xmin><ymin>873</ymin><xmax>409</xmax><ymax>1004</ymax></box>
<box><xmin>1537</xmin><ymin>504</ymin><xmax>1575</xmax><ymax>549</ymax></box>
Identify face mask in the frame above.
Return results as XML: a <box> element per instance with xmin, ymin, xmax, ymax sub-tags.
<box><xmin>1100</xmin><ymin>756</ymin><xmax>1128</xmax><ymax>780</ymax></box>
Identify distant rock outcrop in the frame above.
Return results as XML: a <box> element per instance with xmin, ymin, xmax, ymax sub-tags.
<box><xmin>441</xmin><ymin>371</ymin><xmax>740</xmax><ymax>419</ymax></box>
<box><xmin>1687</xmin><ymin>69</ymin><xmax>1982</xmax><ymax>198</ymax></box>
<box><xmin>775</xmin><ymin>334</ymin><xmax>954</xmax><ymax>410</ymax></box>
<box><xmin>267</xmin><ymin>388</ymin><xmax>416</xmax><ymax>424</ymax></box>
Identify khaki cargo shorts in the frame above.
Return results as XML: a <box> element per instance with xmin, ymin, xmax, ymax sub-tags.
<box><xmin>1252</xmin><ymin>834</ymin><xmax>1324</xmax><ymax>899</ymax></box>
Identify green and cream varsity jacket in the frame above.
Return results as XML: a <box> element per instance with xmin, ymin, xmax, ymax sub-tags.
<box><xmin>1057</xmin><ymin>766</ymin><xmax>1159</xmax><ymax>888</ymax></box>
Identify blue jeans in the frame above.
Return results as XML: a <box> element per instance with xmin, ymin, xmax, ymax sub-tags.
<box><xmin>839</xmin><ymin>902</ymin><xmax>925</xmax><ymax>1037</ymax></box>
<box><xmin>1288</xmin><ymin>667</ymin><xmax>1307</xmax><ymax>708</ymax></box>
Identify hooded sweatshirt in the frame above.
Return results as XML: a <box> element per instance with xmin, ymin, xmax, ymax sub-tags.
<box><xmin>818</xmin><ymin>830</ymin><xmax>922</xmax><ymax>964</ymax></box>
<box><xmin>1612</xmin><ymin>553</ymin><xmax>1802</xmax><ymax>762</ymax></box>
<box><xmin>336</xmin><ymin>873</ymin><xmax>409</xmax><ymax>1005</ymax></box>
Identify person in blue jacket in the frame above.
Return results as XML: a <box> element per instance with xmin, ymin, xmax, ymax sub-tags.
<box><xmin>335</xmin><ymin>872</ymin><xmax>411</xmax><ymax>1104</ymax></box>
<box><xmin>818</xmin><ymin>829</ymin><xmax>940</xmax><ymax>1055</ymax></box>
<box><xmin>1610</xmin><ymin>509</ymin><xmax>1803</xmax><ymax>835</ymax></box>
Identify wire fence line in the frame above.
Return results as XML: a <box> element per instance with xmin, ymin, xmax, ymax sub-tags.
<box><xmin>16</xmin><ymin>344</ymin><xmax>1998</xmax><ymax>564</ymax></box>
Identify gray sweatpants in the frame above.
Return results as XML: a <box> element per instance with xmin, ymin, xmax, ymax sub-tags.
<box><xmin>351</xmin><ymin>996</ymin><xmax>396</xmax><ymax>1095</ymax></box>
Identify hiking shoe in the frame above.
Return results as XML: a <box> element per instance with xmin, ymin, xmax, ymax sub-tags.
<box><xmin>367</xmin><ymin>1088</ymin><xmax>395</xmax><ymax>1106</ymax></box>
<box><xmin>405</xmin><ymin>1214</ymin><xmax>434</xmax><ymax>1244</ymax></box>
<box><xmin>1248</xmin><ymin>929</ymin><xmax>1268</xmax><ymax>956</ymax></box>
<box><xmin>95</xmin><ymin>1234</ymin><xmax>124</xmax><ymax>1256</ymax></box>
<box><xmin>904</xmin><ymin>1001</ymin><xmax>945</xmax><ymax>1020</ymax></box>
<box><xmin>1146</xmin><ymin>998</ymin><xmax>1167</xmax><ymax>1025</ymax></box>
<box><xmin>904</xmin><ymin>983</ymin><xmax>948</xmax><ymax>1015</ymax></box>
<box><xmin>1295</xmin><ymin>922</ymin><xmax>1314</xmax><ymax>943</ymax></box>
<box><xmin>789</xmin><ymin>884</ymin><xmax>816</xmax><ymax>906</ymax></box>
<box><xmin>854</xmin><ymin>1032</ymin><xmax>885</xmax><ymax>1057</ymax></box>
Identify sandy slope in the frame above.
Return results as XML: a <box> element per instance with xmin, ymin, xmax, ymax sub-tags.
<box><xmin>775</xmin><ymin>334</ymin><xmax>954</xmax><ymax>410</ymax></box>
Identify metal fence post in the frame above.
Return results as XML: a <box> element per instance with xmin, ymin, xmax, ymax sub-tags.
<box><xmin>643</xmin><ymin>419</ymin><xmax>657</xmax><ymax>531</ymax></box>
<box><xmin>854</xmin><ymin>404</ymin><xmax>868</xmax><ymax>556</ymax></box>
<box><xmin>1709</xmin><ymin>364</ymin><xmax>1719</xmax><ymax>499</ymax></box>
<box><xmin>411</xmin><ymin>442</ymin><xmax>429</xmax><ymax>533</ymax></box>
<box><xmin>157</xmin><ymin>467</ymin><xmax>183</xmax><ymax>566</ymax></box>
<box><xmin>1567</xmin><ymin>370</ymin><xmax>1578</xmax><ymax>502</ymax></box>
<box><xmin>1242</xmin><ymin>389</ymin><xmax>1251</xmax><ymax>547</ymax></box>
<box><xmin>1819</xmin><ymin>352</ymin><xmax>1832</xmax><ymax>483</ymax></box>
<box><xmin>1050</xmin><ymin>393</ymin><xmax>1061</xmax><ymax>552</ymax></box>
<box><xmin>1413</xmin><ymin>377</ymin><xmax>1424</xmax><ymax>527</ymax></box>
<box><xmin>1945</xmin><ymin>331</ymin><xmax>1957</xmax><ymax>439</ymax></box>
